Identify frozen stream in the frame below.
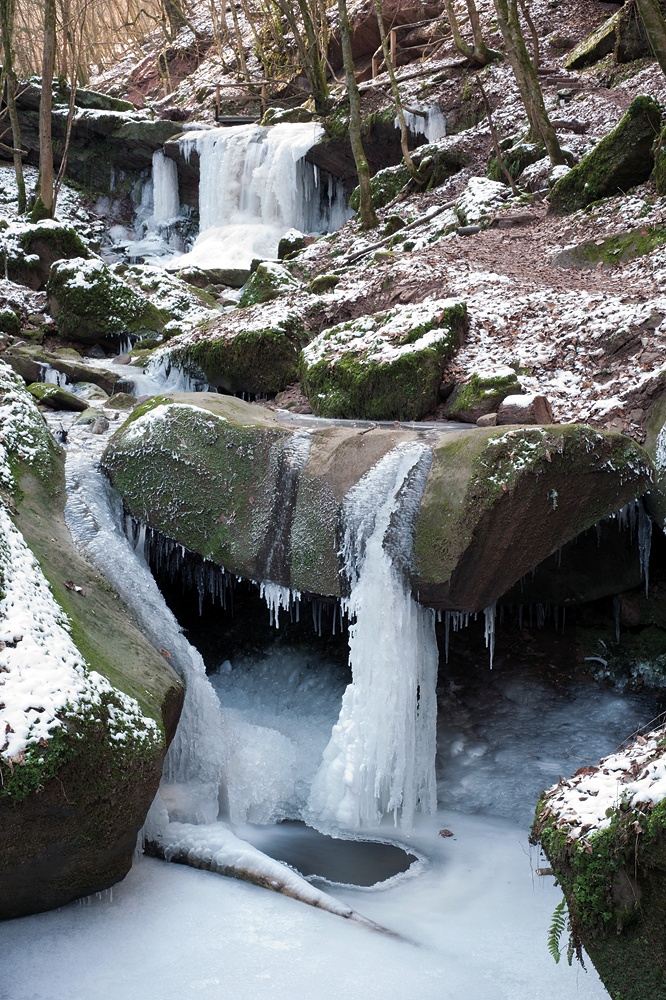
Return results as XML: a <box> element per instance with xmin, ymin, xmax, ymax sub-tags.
<box><xmin>1</xmin><ymin>406</ymin><xmax>658</xmax><ymax>999</ymax></box>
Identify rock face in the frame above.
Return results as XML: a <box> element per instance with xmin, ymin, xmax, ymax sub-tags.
<box><xmin>349</xmin><ymin>143</ymin><xmax>467</xmax><ymax>210</ymax></box>
<box><xmin>47</xmin><ymin>258</ymin><xmax>169</xmax><ymax>345</ymax></box>
<box><xmin>4</xmin><ymin>345</ymin><xmax>123</xmax><ymax>395</ymax></box>
<box><xmin>300</xmin><ymin>299</ymin><xmax>467</xmax><ymax>421</ymax></box>
<box><xmin>102</xmin><ymin>394</ymin><xmax>653</xmax><ymax>612</ymax></box>
<box><xmin>3</xmin><ymin>220</ymin><xmax>92</xmax><ymax>291</ymax></box>
<box><xmin>549</xmin><ymin>96</ymin><xmax>662</xmax><ymax>214</ymax></box>
<box><xmin>0</xmin><ymin>364</ymin><xmax>183</xmax><ymax>919</ymax></box>
<box><xmin>532</xmin><ymin>726</ymin><xmax>666</xmax><ymax>1000</ymax></box>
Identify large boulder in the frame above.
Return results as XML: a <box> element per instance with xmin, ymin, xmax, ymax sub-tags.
<box><xmin>549</xmin><ymin>97</ymin><xmax>662</xmax><ymax>214</ymax></box>
<box><xmin>301</xmin><ymin>298</ymin><xmax>467</xmax><ymax>421</ymax></box>
<box><xmin>47</xmin><ymin>258</ymin><xmax>169</xmax><ymax>345</ymax></box>
<box><xmin>3</xmin><ymin>344</ymin><xmax>123</xmax><ymax>395</ymax></box>
<box><xmin>644</xmin><ymin>389</ymin><xmax>666</xmax><ymax>527</ymax></box>
<box><xmin>2</xmin><ymin>220</ymin><xmax>93</xmax><ymax>291</ymax></box>
<box><xmin>238</xmin><ymin>262</ymin><xmax>300</xmax><ymax>308</ymax></box>
<box><xmin>160</xmin><ymin>307</ymin><xmax>308</xmax><ymax>396</ymax></box>
<box><xmin>349</xmin><ymin>143</ymin><xmax>467</xmax><ymax>211</ymax></box>
<box><xmin>445</xmin><ymin>366</ymin><xmax>523</xmax><ymax>423</ymax></box>
<box><xmin>102</xmin><ymin>395</ymin><xmax>653</xmax><ymax>611</ymax></box>
<box><xmin>532</xmin><ymin>726</ymin><xmax>666</xmax><ymax>1000</ymax></box>
<box><xmin>0</xmin><ymin>362</ymin><xmax>182</xmax><ymax>919</ymax></box>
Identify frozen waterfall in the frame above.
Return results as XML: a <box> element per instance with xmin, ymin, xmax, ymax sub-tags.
<box><xmin>168</xmin><ymin>122</ymin><xmax>350</xmax><ymax>271</ymax></box>
<box><xmin>308</xmin><ymin>443</ymin><xmax>438</xmax><ymax>831</ymax></box>
<box><xmin>151</xmin><ymin>150</ymin><xmax>180</xmax><ymax>225</ymax></box>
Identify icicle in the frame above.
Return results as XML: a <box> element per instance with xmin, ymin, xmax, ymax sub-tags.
<box><xmin>613</xmin><ymin>596</ymin><xmax>621</xmax><ymax>644</ymax></box>
<box><xmin>307</xmin><ymin>443</ymin><xmax>436</xmax><ymax>832</ymax></box>
<box><xmin>151</xmin><ymin>150</ymin><xmax>180</xmax><ymax>224</ymax></box>
<box><xmin>444</xmin><ymin>610</ymin><xmax>451</xmax><ymax>664</ymax></box>
<box><xmin>638</xmin><ymin>500</ymin><xmax>652</xmax><ymax>597</ymax></box>
<box><xmin>484</xmin><ymin>603</ymin><xmax>497</xmax><ymax>669</ymax></box>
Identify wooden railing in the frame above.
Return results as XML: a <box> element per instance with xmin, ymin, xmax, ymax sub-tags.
<box><xmin>214</xmin><ymin>80</ymin><xmax>311</xmax><ymax>121</ymax></box>
<box><xmin>371</xmin><ymin>14</ymin><xmax>450</xmax><ymax>78</ymax></box>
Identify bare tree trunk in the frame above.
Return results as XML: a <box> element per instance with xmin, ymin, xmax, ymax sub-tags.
<box><xmin>636</xmin><ymin>0</ymin><xmax>666</xmax><ymax>76</ymax></box>
<box><xmin>337</xmin><ymin>0</ymin><xmax>377</xmax><ymax>228</ymax></box>
<box><xmin>0</xmin><ymin>0</ymin><xmax>26</xmax><ymax>213</ymax></box>
<box><xmin>373</xmin><ymin>0</ymin><xmax>416</xmax><ymax>174</ymax></box>
<box><xmin>517</xmin><ymin>0</ymin><xmax>539</xmax><ymax>71</ymax></box>
<box><xmin>443</xmin><ymin>0</ymin><xmax>474</xmax><ymax>59</ymax></box>
<box><xmin>478</xmin><ymin>80</ymin><xmax>518</xmax><ymax>193</ymax></box>
<box><xmin>295</xmin><ymin>0</ymin><xmax>330</xmax><ymax>112</ymax></box>
<box><xmin>492</xmin><ymin>0</ymin><xmax>565</xmax><ymax>165</ymax></box>
<box><xmin>465</xmin><ymin>0</ymin><xmax>501</xmax><ymax>64</ymax></box>
<box><xmin>33</xmin><ymin>0</ymin><xmax>57</xmax><ymax>219</ymax></box>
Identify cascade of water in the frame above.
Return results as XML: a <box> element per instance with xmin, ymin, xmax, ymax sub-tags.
<box><xmin>172</xmin><ymin>122</ymin><xmax>350</xmax><ymax>271</ymax></box>
<box><xmin>64</xmin><ymin>452</ymin><xmax>226</xmax><ymax>826</ymax></box>
<box><xmin>307</xmin><ymin>443</ymin><xmax>437</xmax><ymax>832</ymax></box>
<box><xmin>151</xmin><ymin>150</ymin><xmax>180</xmax><ymax>224</ymax></box>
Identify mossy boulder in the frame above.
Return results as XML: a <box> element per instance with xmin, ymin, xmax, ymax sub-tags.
<box><xmin>532</xmin><ymin>728</ymin><xmax>666</xmax><ymax>1000</ymax></box>
<box><xmin>445</xmin><ymin>367</ymin><xmax>522</xmax><ymax>423</ymax></box>
<box><xmin>0</xmin><ymin>308</ymin><xmax>20</xmax><ymax>335</ymax></box>
<box><xmin>27</xmin><ymin>382</ymin><xmax>89</xmax><ymax>411</ymax></box>
<box><xmin>300</xmin><ymin>299</ymin><xmax>468</xmax><ymax>421</ymax></box>
<box><xmin>238</xmin><ymin>262</ymin><xmax>300</xmax><ymax>308</ymax></box>
<box><xmin>260</xmin><ymin>106</ymin><xmax>317</xmax><ymax>126</ymax></box>
<box><xmin>308</xmin><ymin>273</ymin><xmax>340</xmax><ymax>294</ymax></box>
<box><xmin>553</xmin><ymin>226</ymin><xmax>666</xmax><ymax>269</ymax></box>
<box><xmin>565</xmin><ymin>10</ymin><xmax>620</xmax><ymax>69</ymax></box>
<box><xmin>350</xmin><ymin>144</ymin><xmax>467</xmax><ymax>211</ymax></box>
<box><xmin>3</xmin><ymin>344</ymin><xmax>121</xmax><ymax>395</ymax></box>
<box><xmin>487</xmin><ymin>140</ymin><xmax>545</xmax><ymax>182</ymax></box>
<box><xmin>549</xmin><ymin>96</ymin><xmax>662</xmax><ymax>214</ymax></box>
<box><xmin>103</xmin><ymin>396</ymin><xmax>653</xmax><ymax>611</ymax></box>
<box><xmin>0</xmin><ymin>362</ymin><xmax>182</xmax><ymax>919</ymax></box>
<box><xmin>47</xmin><ymin>258</ymin><xmax>170</xmax><ymax>345</ymax></box>
<box><xmin>106</xmin><ymin>391</ymin><xmax>137</xmax><ymax>410</ymax></box>
<box><xmin>164</xmin><ymin>308</ymin><xmax>308</xmax><ymax>395</ymax></box>
<box><xmin>455</xmin><ymin>176</ymin><xmax>511</xmax><ymax>227</ymax></box>
<box><xmin>3</xmin><ymin>220</ymin><xmax>93</xmax><ymax>291</ymax></box>
<box><xmin>277</xmin><ymin>229</ymin><xmax>307</xmax><ymax>260</ymax></box>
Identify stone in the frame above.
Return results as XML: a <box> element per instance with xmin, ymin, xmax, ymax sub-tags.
<box><xmin>0</xmin><ymin>308</ymin><xmax>20</xmax><ymax>335</ymax></box>
<box><xmin>260</xmin><ymin>106</ymin><xmax>317</xmax><ymax>126</ymax></box>
<box><xmin>487</xmin><ymin>140</ymin><xmax>544</xmax><ymax>183</ymax></box>
<box><xmin>496</xmin><ymin>393</ymin><xmax>554</xmax><ymax>425</ymax></box>
<box><xmin>350</xmin><ymin>143</ymin><xmax>467</xmax><ymax>211</ymax></box>
<box><xmin>102</xmin><ymin>394</ymin><xmax>653</xmax><ymax>612</ymax></box>
<box><xmin>476</xmin><ymin>413</ymin><xmax>497</xmax><ymax>427</ymax></box>
<box><xmin>553</xmin><ymin>226</ymin><xmax>666</xmax><ymax>269</ymax></box>
<box><xmin>72</xmin><ymin>382</ymin><xmax>110</xmax><ymax>402</ymax></box>
<box><xmin>300</xmin><ymin>299</ymin><xmax>468</xmax><ymax>421</ymax></box>
<box><xmin>445</xmin><ymin>367</ymin><xmax>523</xmax><ymax>423</ymax></box>
<box><xmin>643</xmin><ymin>389</ymin><xmax>666</xmax><ymax>528</ymax></box>
<box><xmin>565</xmin><ymin>10</ymin><xmax>618</xmax><ymax>69</ymax></box>
<box><xmin>27</xmin><ymin>382</ymin><xmax>89</xmax><ymax>412</ymax></box>
<box><xmin>75</xmin><ymin>406</ymin><xmax>104</xmax><ymax>426</ymax></box>
<box><xmin>455</xmin><ymin>177</ymin><xmax>510</xmax><ymax>228</ymax></box>
<box><xmin>308</xmin><ymin>273</ymin><xmax>340</xmax><ymax>294</ymax></box>
<box><xmin>238</xmin><ymin>262</ymin><xmax>300</xmax><ymax>308</ymax></box>
<box><xmin>3</xmin><ymin>346</ymin><xmax>121</xmax><ymax>396</ymax></box>
<box><xmin>106</xmin><ymin>392</ymin><xmax>137</xmax><ymax>410</ymax></box>
<box><xmin>0</xmin><ymin>365</ymin><xmax>182</xmax><ymax>919</ymax></box>
<box><xmin>3</xmin><ymin>220</ymin><xmax>93</xmax><ymax>291</ymax></box>
<box><xmin>549</xmin><ymin>96</ymin><xmax>662</xmax><ymax>214</ymax></box>
<box><xmin>277</xmin><ymin>230</ymin><xmax>307</xmax><ymax>260</ymax></box>
<box><xmin>47</xmin><ymin>258</ymin><xmax>169</xmax><ymax>345</ymax></box>
<box><xmin>92</xmin><ymin>415</ymin><xmax>111</xmax><ymax>434</ymax></box>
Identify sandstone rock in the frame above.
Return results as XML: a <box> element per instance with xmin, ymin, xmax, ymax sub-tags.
<box><xmin>301</xmin><ymin>299</ymin><xmax>467</xmax><ymax>421</ymax></box>
<box><xmin>102</xmin><ymin>394</ymin><xmax>653</xmax><ymax>612</ymax></box>
<box><xmin>27</xmin><ymin>382</ymin><xmax>89</xmax><ymax>411</ymax></box>
<box><xmin>476</xmin><ymin>413</ymin><xmax>498</xmax><ymax>427</ymax></box>
<box><xmin>445</xmin><ymin>367</ymin><xmax>522</xmax><ymax>423</ymax></box>
<box><xmin>3</xmin><ymin>220</ymin><xmax>92</xmax><ymax>291</ymax></box>
<box><xmin>497</xmin><ymin>393</ymin><xmax>553</xmax><ymax>425</ymax></box>
<box><xmin>239</xmin><ymin>261</ymin><xmax>300</xmax><ymax>308</ymax></box>
<box><xmin>549</xmin><ymin>96</ymin><xmax>662</xmax><ymax>214</ymax></box>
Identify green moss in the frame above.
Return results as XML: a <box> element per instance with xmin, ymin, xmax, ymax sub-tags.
<box><xmin>445</xmin><ymin>371</ymin><xmax>521</xmax><ymax>421</ymax></box>
<box><xmin>0</xmin><ymin>309</ymin><xmax>20</xmax><ymax>336</ymax></box>
<box><xmin>554</xmin><ymin>226</ymin><xmax>666</xmax><ymax>268</ymax></box>
<box><xmin>26</xmin><ymin>382</ymin><xmax>88</xmax><ymax>411</ymax></box>
<box><xmin>487</xmin><ymin>141</ymin><xmax>545</xmax><ymax>182</ymax></box>
<box><xmin>565</xmin><ymin>11</ymin><xmax>618</xmax><ymax>69</ymax></box>
<box><xmin>47</xmin><ymin>258</ymin><xmax>169</xmax><ymax>344</ymax></box>
<box><xmin>308</xmin><ymin>273</ymin><xmax>340</xmax><ymax>294</ymax></box>
<box><xmin>238</xmin><ymin>262</ymin><xmax>298</xmax><ymax>308</ymax></box>
<box><xmin>549</xmin><ymin>96</ymin><xmax>662</xmax><ymax>214</ymax></box>
<box><xmin>174</xmin><ymin>316</ymin><xmax>308</xmax><ymax>395</ymax></box>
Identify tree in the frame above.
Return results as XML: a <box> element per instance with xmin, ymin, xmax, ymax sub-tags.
<box><xmin>492</xmin><ymin>0</ymin><xmax>565</xmax><ymax>166</ymax></box>
<box><xmin>0</xmin><ymin>0</ymin><xmax>26</xmax><ymax>213</ymax></box>
<box><xmin>635</xmin><ymin>0</ymin><xmax>666</xmax><ymax>76</ymax></box>
<box><xmin>444</xmin><ymin>0</ymin><xmax>501</xmax><ymax>67</ymax></box>
<box><xmin>337</xmin><ymin>0</ymin><xmax>377</xmax><ymax>228</ymax></box>
<box><xmin>373</xmin><ymin>0</ymin><xmax>415</xmax><ymax>175</ymax></box>
<box><xmin>32</xmin><ymin>0</ymin><xmax>57</xmax><ymax>219</ymax></box>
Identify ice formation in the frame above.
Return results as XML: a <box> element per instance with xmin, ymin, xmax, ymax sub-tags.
<box><xmin>398</xmin><ymin>105</ymin><xmax>446</xmax><ymax>143</ymax></box>
<box><xmin>169</xmin><ymin>122</ymin><xmax>350</xmax><ymax>271</ymax></box>
<box><xmin>308</xmin><ymin>443</ymin><xmax>438</xmax><ymax>831</ymax></box>
<box><xmin>151</xmin><ymin>150</ymin><xmax>180</xmax><ymax>224</ymax></box>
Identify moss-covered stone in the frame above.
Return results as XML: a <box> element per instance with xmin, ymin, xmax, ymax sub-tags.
<box><xmin>106</xmin><ymin>391</ymin><xmax>137</xmax><ymax>410</ymax></box>
<box><xmin>0</xmin><ymin>364</ymin><xmax>182</xmax><ymax>918</ymax></box>
<box><xmin>27</xmin><ymin>381</ymin><xmax>89</xmax><ymax>411</ymax></box>
<box><xmin>565</xmin><ymin>10</ymin><xmax>619</xmax><ymax>69</ymax></box>
<box><xmin>549</xmin><ymin>96</ymin><xmax>662</xmax><ymax>214</ymax></box>
<box><xmin>300</xmin><ymin>299</ymin><xmax>468</xmax><ymax>421</ymax></box>
<box><xmin>487</xmin><ymin>140</ymin><xmax>545</xmax><ymax>182</ymax></box>
<box><xmin>238</xmin><ymin>261</ymin><xmax>300</xmax><ymax>308</ymax></box>
<box><xmin>47</xmin><ymin>257</ymin><xmax>169</xmax><ymax>345</ymax></box>
<box><xmin>167</xmin><ymin>310</ymin><xmax>308</xmax><ymax>395</ymax></box>
<box><xmin>350</xmin><ymin>144</ymin><xmax>467</xmax><ymax>211</ymax></box>
<box><xmin>0</xmin><ymin>308</ymin><xmax>20</xmax><ymax>335</ymax></box>
<box><xmin>308</xmin><ymin>273</ymin><xmax>340</xmax><ymax>294</ymax></box>
<box><xmin>445</xmin><ymin>369</ymin><xmax>522</xmax><ymax>422</ymax></box>
<box><xmin>278</xmin><ymin>230</ymin><xmax>307</xmax><ymax>260</ymax></box>
<box><xmin>3</xmin><ymin>345</ymin><xmax>121</xmax><ymax>395</ymax></box>
<box><xmin>3</xmin><ymin>220</ymin><xmax>93</xmax><ymax>291</ymax></box>
<box><xmin>553</xmin><ymin>226</ymin><xmax>666</xmax><ymax>269</ymax></box>
<box><xmin>532</xmin><ymin>739</ymin><xmax>666</xmax><ymax>1000</ymax></box>
<box><xmin>260</xmin><ymin>106</ymin><xmax>317</xmax><ymax>126</ymax></box>
<box><xmin>103</xmin><ymin>396</ymin><xmax>654</xmax><ymax>613</ymax></box>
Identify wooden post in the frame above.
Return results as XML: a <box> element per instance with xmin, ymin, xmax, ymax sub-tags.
<box><xmin>372</xmin><ymin>54</ymin><xmax>379</xmax><ymax>77</ymax></box>
<box><xmin>261</xmin><ymin>82</ymin><xmax>267</xmax><ymax>115</ymax></box>
<box><xmin>216</xmin><ymin>84</ymin><xmax>220</xmax><ymax>119</ymax></box>
<box><xmin>390</xmin><ymin>28</ymin><xmax>397</xmax><ymax>65</ymax></box>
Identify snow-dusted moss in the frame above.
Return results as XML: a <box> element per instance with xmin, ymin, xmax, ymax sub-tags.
<box><xmin>239</xmin><ymin>261</ymin><xmax>300</xmax><ymax>308</ymax></box>
<box><xmin>445</xmin><ymin>367</ymin><xmax>522</xmax><ymax>422</ymax></box>
<box><xmin>455</xmin><ymin>177</ymin><xmax>510</xmax><ymax>227</ymax></box>
<box><xmin>47</xmin><ymin>257</ymin><xmax>169</xmax><ymax>344</ymax></box>
<box><xmin>1</xmin><ymin>219</ymin><xmax>92</xmax><ymax>291</ymax></box>
<box><xmin>300</xmin><ymin>298</ymin><xmax>467</xmax><ymax>421</ymax></box>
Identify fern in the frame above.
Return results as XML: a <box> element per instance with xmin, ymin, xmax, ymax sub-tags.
<box><xmin>548</xmin><ymin>898</ymin><xmax>567</xmax><ymax>964</ymax></box>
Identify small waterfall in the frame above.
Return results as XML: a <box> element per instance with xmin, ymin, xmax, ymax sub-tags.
<box><xmin>170</xmin><ymin>122</ymin><xmax>350</xmax><ymax>271</ymax></box>
<box><xmin>398</xmin><ymin>106</ymin><xmax>446</xmax><ymax>144</ymax></box>
<box><xmin>307</xmin><ymin>443</ymin><xmax>438</xmax><ymax>832</ymax></box>
<box><xmin>151</xmin><ymin>150</ymin><xmax>180</xmax><ymax>224</ymax></box>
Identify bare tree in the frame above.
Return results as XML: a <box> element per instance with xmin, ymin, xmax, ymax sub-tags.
<box><xmin>32</xmin><ymin>0</ymin><xmax>57</xmax><ymax>220</ymax></box>
<box><xmin>0</xmin><ymin>0</ymin><xmax>26</xmax><ymax>212</ymax></box>
<box><xmin>444</xmin><ymin>0</ymin><xmax>500</xmax><ymax>66</ymax></box>
<box><xmin>492</xmin><ymin>0</ymin><xmax>565</xmax><ymax>166</ymax></box>
<box><xmin>636</xmin><ymin>0</ymin><xmax>666</xmax><ymax>76</ymax></box>
<box><xmin>338</xmin><ymin>0</ymin><xmax>377</xmax><ymax>228</ymax></box>
<box><xmin>373</xmin><ymin>0</ymin><xmax>416</xmax><ymax>175</ymax></box>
